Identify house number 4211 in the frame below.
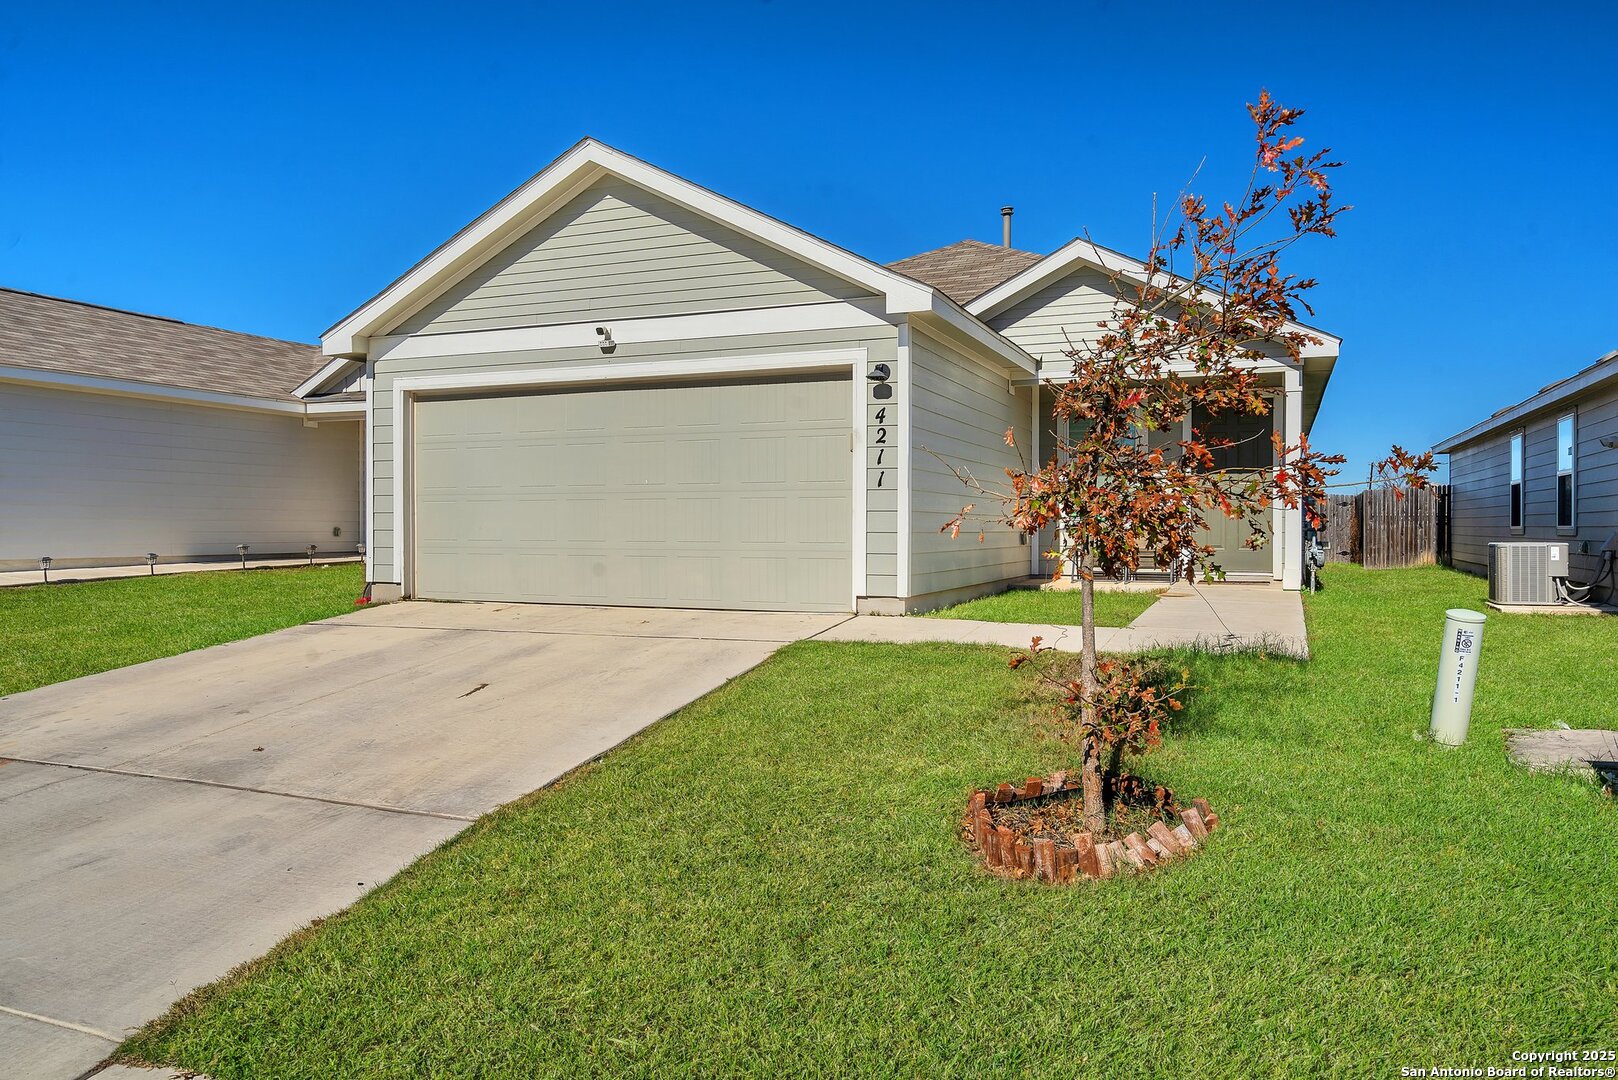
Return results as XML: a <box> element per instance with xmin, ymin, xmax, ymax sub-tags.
<box><xmin>871</xmin><ymin>405</ymin><xmax>891</xmax><ymax>487</ymax></box>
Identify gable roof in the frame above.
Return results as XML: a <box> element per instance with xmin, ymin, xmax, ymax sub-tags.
<box><xmin>321</xmin><ymin>138</ymin><xmax>1034</xmax><ymax>375</ymax></box>
<box><xmin>1433</xmin><ymin>349</ymin><xmax>1618</xmax><ymax>452</ymax></box>
<box><xmin>886</xmin><ymin>239</ymin><xmax>1044</xmax><ymax>304</ymax></box>
<box><xmin>0</xmin><ymin>287</ymin><xmax>327</xmax><ymax>403</ymax></box>
<box><xmin>966</xmin><ymin>236</ymin><xmax>1341</xmax><ymax>360</ymax></box>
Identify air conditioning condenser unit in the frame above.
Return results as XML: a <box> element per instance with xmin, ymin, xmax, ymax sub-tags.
<box><xmin>1488</xmin><ymin>542</ymin><xmax>1568</xmax><ymax>605</ymax></box>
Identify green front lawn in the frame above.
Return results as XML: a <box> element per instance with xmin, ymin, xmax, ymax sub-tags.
<box><xmin>925</xmin><ymin>585</ymin><xmax>1163</xmax><ymax>626</ymax></box>
<box><xmin>0</xmin><ymin>564</ymin><xmax>365</xmax><ymax>697</ymax></box>
<box><xmin>123</xmin><ymin>566</ymin><xmax>1618</xmax><ymax>1077</ymax></box>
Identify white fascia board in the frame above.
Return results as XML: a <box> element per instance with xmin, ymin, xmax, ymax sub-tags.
<box><xmin>0</xmin><ymin>365</ymin><xmax>305</xmax><ymax>416</ymax></box>
<box><xmin>1016</xmin><ymin>352</ymin><xmax>1303</xmax><ymax>386</ymax></box>
<box><xmin>917</xmin><ymin>294</ymin><xmax>1037</xmax><ymax>376</ymax></box>
<box><xmin>293</xmin><ymin>356</ymin><xmax>361</xmax><ymax>399</ymax></box>
<box><xmin>370</xmin><ymin>299</ymin><xmax>892</xmax><ymax>364</ymax></box>
<box><xmin>1433</xmin><ymin>354</ymin><xmax>1618</xmax><ymax>453</ymax></box>
<box><xmin>968</xmin><ymin>237</ymin><xmax>1342</xmax><ymax>356</ymax></box>
<box><xmin>392</xmin><ymin>347</ymin><xmax>867</xmax><ymax>396</ymax></box>
<box><xmin>303</xmin><ymin>400</ymin><xmax>364</xmax><ymax>419</ymax></box>
<box><xmin>323</xmin><ymin>138</ymin><xmax>936</xmax><ymax>356</ymax></box>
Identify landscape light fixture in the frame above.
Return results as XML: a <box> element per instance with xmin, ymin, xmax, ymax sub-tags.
<box><xmin>356</xmin><ymin>541</ymin><xmax>366</xmax><ymax>558</ymax></box>
<box><xmin>236</xmin><ymin>544</ymin><xmax>250</xmax><ymax>570</ymax></box>
<box><xmin>306</xmin><ymin>544</ymin><xmax>318</xmax><ymax>565</ymax></box>
<box><xmin>39</xmin><ymin>556</ymin><xmax>52</xmax><ymax>583</ymax></box>
<box><xmin>146</xmin><ymin>552</ymin><xmax>159</xmax><ymax>576</ymax></box>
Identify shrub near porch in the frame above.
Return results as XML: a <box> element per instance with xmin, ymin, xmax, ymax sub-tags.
<box><xmin>123</xmin><ymin>566</ymin><xmax>1618</xmax><ymax>1077</ymax></box>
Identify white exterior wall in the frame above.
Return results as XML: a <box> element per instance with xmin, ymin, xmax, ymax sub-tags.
<box><xmin>0</xmin><ymin>381</ymin><xmax>362</xmax><ymax>570</ymax></box>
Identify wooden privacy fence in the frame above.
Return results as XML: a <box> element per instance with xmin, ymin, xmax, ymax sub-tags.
<box><xmin>1319</xmin><ymin>485</ymin><xmax>1449</xmax><ymax>569</ymax></box>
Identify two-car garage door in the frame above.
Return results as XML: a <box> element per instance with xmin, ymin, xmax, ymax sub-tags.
<box><xmin>411</xmin><ymin>374</ymin><xmax>853</xmax><ymax>611</ymax></box>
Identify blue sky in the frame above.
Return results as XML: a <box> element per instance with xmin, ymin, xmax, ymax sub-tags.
<box><xmin>3</xmin><ymin>2</ymin><xmax>1615</xmax><ymax>483</ymax></box>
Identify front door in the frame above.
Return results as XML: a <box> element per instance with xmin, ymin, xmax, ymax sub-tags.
<box><xmin>1191</xmin><ymin>405</ymin><xmax>1275</xmax><ymax>576</ymax></box>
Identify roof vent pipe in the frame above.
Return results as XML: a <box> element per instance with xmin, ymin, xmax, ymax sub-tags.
<box><xmin>1001</xmin><ymin>206</ymin><xmax>1014</xmax><ymax>248</ymax></box>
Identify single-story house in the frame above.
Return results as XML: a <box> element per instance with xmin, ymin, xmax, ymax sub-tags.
<box><xmin>5</xmin><ymin>138</ymin><xmax>1338</xmax><ymax>610</ymax></box>
<box><xmin>0</xmin><ymin>288</ymin><xmax>364</xmax><ymax>571</ymax></box>
<box><xmin>1435</xmin><ymin>349</ymin><xmax>1618</xmax><ymax>590</ymax></box>
<box><xmin>300</xmin><ymin>139</ymin><xmax>1336</xmax><ymax>612</ymax></box>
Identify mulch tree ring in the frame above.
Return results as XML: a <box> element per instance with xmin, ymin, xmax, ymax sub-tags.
<box><xmin>963</xmin><ymin>771</ymin><xmax>1220</xmax><ymax>883</ymax></box>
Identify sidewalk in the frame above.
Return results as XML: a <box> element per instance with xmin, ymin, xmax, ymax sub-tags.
<box><xmin>0</xmin><ymin>556</ymin><xmax>361</xmax><ymax>589</ymax></box>
<box><xmin>817</xmin><ymin>582</ymin><xmax>1309</xmax><ymax>658</ymax></box>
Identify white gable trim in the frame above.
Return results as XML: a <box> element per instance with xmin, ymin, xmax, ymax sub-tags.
<box><xmin>324</xmin><ymin>139</ymin><xmax>943</xmax><ymax>355</ymax></box>
<box><xmin>292</xmin><ymin>355</ymin><xmax>362</xmax><ymax>399</ymax></box>
<box><xmin>323</xmin><ymin>139</ymin><xmax>1034</xmax><ymax>376</ymax></box>
<box><xmin>967</xmin><ymin>237</ymin><xmax>1341</xmax><ymax>360</ymax></box>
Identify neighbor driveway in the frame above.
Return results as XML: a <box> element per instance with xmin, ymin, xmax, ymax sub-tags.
<box><xmin>0</xmin><ymin>602</ymin><xmax>846</xmax><ymax>1079</ymax></box>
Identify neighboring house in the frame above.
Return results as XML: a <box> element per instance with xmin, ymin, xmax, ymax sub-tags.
<box><xmin>0</xmin><ymin>288</ymin><xmax>363</xmax><ymax>572</ymax></box>
<box><xmin>1435</xmin><ymin>349</ymin><xmax>1618</xmax><ymax>587</ymax></box>
<box><xmin>302</xmin><ymin>138</ymin><xmax>1336</xmax><ymax>612</ymax></box>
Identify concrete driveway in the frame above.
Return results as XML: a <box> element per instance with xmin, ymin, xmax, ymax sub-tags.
<box><xmin>0</xmin><ymin>602</ymin><xmax>846</xmax><ymax>1079</ymax></box>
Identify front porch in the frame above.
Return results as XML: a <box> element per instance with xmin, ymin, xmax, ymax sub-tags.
<box><xmin>1024</xmin><ymin>363</ymin><xmax>1315</xmax><ymax>591</ymax></box>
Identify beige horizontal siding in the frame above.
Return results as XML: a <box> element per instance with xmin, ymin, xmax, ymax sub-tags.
<box><xmin>391</xmin><ymin>177</ymin><xmax>875</xmax><ymax>336</ymax></box>
<box><xmin>0</xmin><ymin>382</ymin><xmax>362</xmax><ymax>569</ymax></box>
<box><xmin>987</xmin><ymin>266</ymin><xmax>1118</xmax><ymax>366</ymax></box>
<box><xmin>908</xmin><ymin>329</ymin><xmax>1032</xmax><ymax>596</ymax></box>
<box><xmin>989</xmin><ymin>265</ymin><xmax>1294</xmax><ymax>370</ymax></box>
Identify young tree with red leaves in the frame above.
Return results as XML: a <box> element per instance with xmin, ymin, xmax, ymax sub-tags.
<box><xmin>942</xmin><ymin>92</ymin><xmax>1435</xmax><ymax>837</ymax></box>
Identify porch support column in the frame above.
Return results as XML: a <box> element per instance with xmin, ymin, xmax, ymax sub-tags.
<box><xmin>1029</xmin><ymin>384</ymin><xmax>1041</xmax><ymax>576</ymax></box>
<box><xmin>1280</xmin><ymin>367</ymin><xmax>1304</xmax><ymax>590</ymax></box>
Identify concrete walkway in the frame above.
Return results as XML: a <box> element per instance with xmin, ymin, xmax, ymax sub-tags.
<box><xmin>0</xmin><ymin>602</ymin><xmax>843</xmax><ymax>1079</ymax></box>
<box><xmin>0</xmin><ymin>556</ymin><xmax>362</xmax><ymax>589</ymax></box>
<box><xmin>1505</xmin><ymin>728</ymin><xmax>1618</xmax><ymax>774</ymax></box>
<box><xmin>818</xmin><ymin>582</ymin><xmax>1309</xmax><ymax>657</ymax></box>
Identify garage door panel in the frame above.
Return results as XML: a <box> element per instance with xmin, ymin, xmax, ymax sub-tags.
<box><xmin>612</xmin><ymin>439</ymin><xmax>668</xmax><ymax>486</ymax></box>
<box><xmin>789</xmin><ymin>556</ymin><xmax>848</xmax><ymax>605</ymax></box>
<box><xmin>557</xmin><ymin>440</ymin><xmax>608</xmax><ymax>487</ymax></box>
<box><xmin>797</xmin><ymin>432</ymin><xmax>849</xmax><ymax>484</ymax></box>
<box><xmin>737</xmin><ymin>556</ymin><xmax>790</xmax><ymax>605</ymax></box>
<box><xmin>670</xmin><ymin>439</ymin><xmax>722</xmax><ymax>486</ymax></box>
<box><xmin>738</xmin><ymin>496</ymin><xmax>788</xmax><ymax>544</ymax></box>
<box><xmin>666</xmin><ymin>497</ymin><xmax>722</xmax><ymax>544</ymax></box>
<box><xmin>740</xmin><ymin>436</ymin><xmax>786</xmax><ymax>484</ymax></box>
<box><xmin>617</xmin><ymin>496</ymin><xmax>668</xmax><ymax>544</ymax></box>
<box><xmin>787</xmin><ymin>379</ymin><xmax>847</xmax><ymax>423</ymax></box>
<box><xmin>412</xmin><ymin>375</ymin><xmax>852</xmax><ymax>611</ymax></box>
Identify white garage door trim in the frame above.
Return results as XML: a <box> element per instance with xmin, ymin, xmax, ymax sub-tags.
<box><xmin>390</xmin><ymin>347</ymin><xmax>869</xmax><ymax>606</ymax></box>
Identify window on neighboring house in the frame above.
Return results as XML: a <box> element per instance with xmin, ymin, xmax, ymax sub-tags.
<box><xmin>1557</xmin><ymin>414</ymin><xmax>1576</xmax><ymax>530</ymax></box>
<box><xmin>1509</xmin><ymin>431</ymin><xmax>1524</xmax><ymax>531</ymax></box>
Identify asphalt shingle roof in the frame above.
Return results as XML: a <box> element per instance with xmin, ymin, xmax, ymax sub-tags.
<box><xmin>0</xmin><ymin>287</ymin><xmax>327</xmax><ymax>403</ymax></box>
<box><xmin>887</xmin><ymin>238</ymin><xmax>1044</xmax><ymax>304</ymax></box>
